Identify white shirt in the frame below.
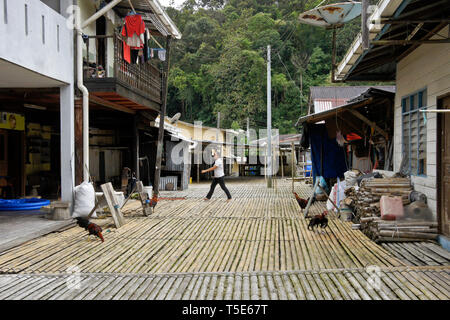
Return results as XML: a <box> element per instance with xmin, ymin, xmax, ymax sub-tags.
<box><xmin>213</xmin><ymin>158</ymin><xmax>224</xmax><ymax>178</ymax></box>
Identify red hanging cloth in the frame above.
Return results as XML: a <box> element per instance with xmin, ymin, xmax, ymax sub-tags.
<box><xmin>122</xmin><ymin>14</ymin><xmax>145</xmax><ymax>38</ymax></box>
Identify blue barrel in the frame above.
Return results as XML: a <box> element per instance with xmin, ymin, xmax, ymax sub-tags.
<box><xmin>305</xmin><ymin>165</ymin><xmax>312</xmax><ymax>177</ymax></box>
<box><xmin>0</xmin><ymin>198</ymin><xmax>51</xmax><ymax>211</ymax></box>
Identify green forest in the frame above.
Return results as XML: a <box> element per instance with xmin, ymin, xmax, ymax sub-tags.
<box><xmin>163</xmin><ymin>0</ymin><xmax>375</xmax><ymax>134</ymax></box>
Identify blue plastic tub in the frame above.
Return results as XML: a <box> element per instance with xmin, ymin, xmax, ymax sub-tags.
<box><xmin>0</xmin><ymin>198</ymin><xmax>51</xmax><ymax>211</ymax></box>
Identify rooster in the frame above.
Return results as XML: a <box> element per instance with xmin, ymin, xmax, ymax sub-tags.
<box><xmin>148</xmin><ymin>194</ymin><xmax>158</xmax><ymax>210</ymax></box>
<box><xmin>293</xmin><ymin>192</ymin><xmax>312</xmax><ymax>211</ymax></box>
<box><xmin>307</xmin><ymin>211</ymin><xmax>328</xmax><ymax>232</ymax></box>
<box><xmin>75</xmin><ymin>217</ymin><xmax>104</xmax><ymax>242</ymax></box>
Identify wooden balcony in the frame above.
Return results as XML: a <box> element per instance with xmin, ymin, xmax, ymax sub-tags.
<box><xmin>83</xmin><ymin>34</ymin><xmax>162</xmax><ymax>114</ymax></box>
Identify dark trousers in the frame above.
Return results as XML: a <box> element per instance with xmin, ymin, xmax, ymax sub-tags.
<box><xmin>206</xmin><ymin>176</ymin><xmax>232</xmax><ymax>199</ymax></box>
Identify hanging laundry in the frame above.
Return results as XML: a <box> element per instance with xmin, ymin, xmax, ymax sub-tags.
<box><xmin>144</xmin><ymin>29</ymin><xmax>150</xmax><ymax>62</ymax></box>
<box><xmin>123</xmin><ymin>41</ymin><xmax>131</xmax><ymax>64</ymax></box>
<box><xmin>122</xmin><ymin>14</ymin><xmax>145</xmax><ymax>39</ymax></box>
<box><xmin>151</xmin><ymin>48</ymin><xmax>167</xmax><ymax>61</ymax></box>
<box><xmin>130</xmin><ymin>49</ymin><xmax>139</xmax><ymax>64</ymax></box>
<box><xmin>158</xmin><ymin>49</ymin><xmax>166</xmax><ymax>61</ymax></box>
<box><xmin>121</xmin><ymin>13</ymin><xmax>146</xmax><ymax>64</ymax></box>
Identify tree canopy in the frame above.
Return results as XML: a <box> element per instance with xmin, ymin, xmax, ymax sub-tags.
<box><xmin>164</xmin><ymin>0</ymin><xmax>377</xmax><ymax>134</ymax></box>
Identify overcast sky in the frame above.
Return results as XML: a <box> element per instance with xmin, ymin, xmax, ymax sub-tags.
<box><xmin>158</xmin><ymin>0</ymin><xmax>185</xmax><ymax>9</ymax></box>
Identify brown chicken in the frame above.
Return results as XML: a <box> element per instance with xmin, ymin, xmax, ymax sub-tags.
<box><xmin>75</xmin><ymin>217</ymin><xmax>104</xmax><ymax>242</ymax></box>
<box><xmin>307</xmin><ymin>211</ymin><xmax>328</xmax><ymax>231</ymax></box>
<box><xmin>148</xmin><ymin>194</ymin><xmax>158</xmax><ymax>210</ymax></box>
<box><xmin>293</xmin><ymin>192</ymin><xmax>310</xmax><ymax>210</ymax></box>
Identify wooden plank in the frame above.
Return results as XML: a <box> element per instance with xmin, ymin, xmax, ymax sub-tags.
<box><xmin>100</xmin><ymin>182</ymin><xmax>126</xmax><ymax>228</ymax></box>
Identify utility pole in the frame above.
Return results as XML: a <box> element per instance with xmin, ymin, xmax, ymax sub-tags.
<box><xmin>267</xmin><ymin>45</ymin><xmax>272</xmax><ymax>188</ymax></box>
<box><xmin>216</xmin><ymin>111</ymin><xmax>221</xmax><ymax>156</ymax></box>
<box><xmin>246</xmin><ymin>117</ymin><xmax>250</xmax><ymax>143</ymax></box>
<box><xmin>153</xmin><ymin>36</ymin><xmax>171</xmax><ymax>197</ymax></box>
<box><xmin>300</xmin><ymin>72</ymin><xmax>303</xmax><ymax>116</ymax></box>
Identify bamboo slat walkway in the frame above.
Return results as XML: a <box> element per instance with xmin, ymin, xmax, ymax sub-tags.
<box><xmin>0</xmin><ymin>179</ymin><xmax>448</xmax><ymax>300</ymax></box>
<box><xmin>0</xmin><ymin>267</ymin><xmax>448</xmax><ymax>300</ymax></box>
<box><xmin>382</xmin><ymin>242</ymin><xmax>450</xmax><ymax>266</ymax></box>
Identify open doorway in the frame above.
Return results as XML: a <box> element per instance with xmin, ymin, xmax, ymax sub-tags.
<box><xmin>96</xmin><ymin>16</ymin><xmax>107</xmax><ymax>73</ymax></box>
<box><xmin>0</xmin><ymin>127</ymin><xmax>25</xmax><ymax>199</ymax></box>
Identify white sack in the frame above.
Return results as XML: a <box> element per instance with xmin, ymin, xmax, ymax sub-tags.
<box><xmin>72</xmin><ymin>181</ymin><xmax>97</xmax><ymax>218</ymax></box>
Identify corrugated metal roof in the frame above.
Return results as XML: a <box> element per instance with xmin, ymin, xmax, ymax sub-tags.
<box><xmin>298</xmin><ymin>87</ymin><xmax>395</xmax><ymax>125</ymax></box>
<box><xmin>310</xmin><ymin>86</ymin><xmax>396</xmax><ymax>100</ymax></box>
<box><xmin>313</xmin><ymin>98</ymin><xmax>348</xmax><ymax>113</ymax></box>
<box><xmin>335</xmin><ymin>0</ymin><xmax>450</xmax><ymax>81</ymax></box>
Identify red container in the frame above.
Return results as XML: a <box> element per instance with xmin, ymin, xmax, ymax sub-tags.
<box><xmin>380</xmin><ymin>196</ymin><xmax>404</xmax><ymax>221</ymax></box>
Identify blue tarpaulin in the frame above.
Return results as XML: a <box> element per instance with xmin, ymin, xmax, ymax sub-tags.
<box><xmin>309</xmin><ymin>123</ymin><xmax>347</xmax><ymax>180</ymax></box>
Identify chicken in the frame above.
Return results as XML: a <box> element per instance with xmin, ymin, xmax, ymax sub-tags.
<box><xmin>293</xmin><ymin>192</ymin><xmax>310</xmax><ymax>210</ymax></box>
<box><xmin>307</xmin><ymin>211</ymin><xmax>328</xmax><ymax>231</ymax></box>
<box><xmin>75</xmin><ymin>217</ymin><xmax>104</xmax><ymax>242</ymax></box>
<box><xmin>148</xmin><ymin>194</ymin><xmax>158</xmax><ymax>210</ymax></box>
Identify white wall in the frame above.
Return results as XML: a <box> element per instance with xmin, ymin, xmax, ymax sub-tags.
<box><xmin>0</xmin><ymin>0</ymin><xmax>73</xmax><ymax>85</ymax></box>
<box><xmin>394</xmin><ymin>26</ymin><xmax>450</xmax><ymax>217</ymax></box>
<box><xmin>78</xmin><ymin>0</ymin><xmax>120</xmax><ymax>76</ymax></box>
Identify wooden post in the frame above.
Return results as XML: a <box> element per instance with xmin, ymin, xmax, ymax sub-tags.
<box><xmin>74</xmin><ymin>98</ymin><xmax>83</xmax><ymax>185</ymax></box>
<box><xmin>153</xmin><ymin>36</ymin><xmax>171</xmax><ymax>197</ymax></box>
<box><xmin>101</xmin><ymin>182</ymin><xmax>125</xmax><ymax>228</ymax></box>
<box><xmin>197</xmin><ymin>162</ymin><xmax>200</xmax><ymax>183</ymax></box>
<box><xmin>362</xmin><ymin>0</ymin><xmax>369</xmax><ymax>50</ymax></box>
<box><xmin>264</xmin><ymin>146</ymin><xmax>267</xmax><ymax>182</ymax></box>
<box><xmin>331</xmin><ymin>27</ymin><xmax>337</xmax><ymax>82</ymax></box>
<box><xmin>291</xmin><ymin>142</ymin><xmax>295</xmax><ymax>192</ymax></box>
<box><xmin>280</xmin><ymin>150</ymin><xmax>284</xmax><ymax>178</ymax></box>
<box><xmin>133</xmin><ymin>116</ymin><xmax>139</xmax><ymax>179</ymax></box>
<box><xmin>304</xmin><ymin>178</ymin><xmax>319</xmax><ymax>218</ymax></box>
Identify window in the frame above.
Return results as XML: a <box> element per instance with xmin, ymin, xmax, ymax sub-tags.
<box><xmin>402</xmin><ymin>89</ymin><xmax>427</xmax><ymax>175</ymax></box>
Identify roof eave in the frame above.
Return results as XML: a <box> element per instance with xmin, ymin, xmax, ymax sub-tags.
<box><xmin>334</xmin><ymin>0</ymin><xmax>405</xmax><ymax>82</ymax></box>
<box><xmin>147</xmin><ymin>0</ymin><xmax>182</xmax><ymax>39</ymax></box>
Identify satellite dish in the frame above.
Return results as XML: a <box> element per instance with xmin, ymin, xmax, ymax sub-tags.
<box><xmin>169</xmin><ymin>112</ymin><xmax>181</xmax><ymax>124</ymax></box>
<box><xmin>299</xmin><ymin>2</ymin><xmax>362</xmax><ymax>28</ymax></box>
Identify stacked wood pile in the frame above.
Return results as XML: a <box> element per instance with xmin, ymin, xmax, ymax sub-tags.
<box><xmin>344</xmin><ymin>177</ymin><xmax>412</xmax><ymax>220</ymax></box>
<box><xmin>359</xmin><ymin>217</ymin><xmax>439</xmax><ymax>243</ymax></box>
<box><xmin>345</xmin><ymin>177</ymin><xmax>440</xmax><ymax>242</ymax></box>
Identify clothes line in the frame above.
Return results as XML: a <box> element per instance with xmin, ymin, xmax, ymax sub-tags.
<box><xmin>420</xmin><ymin>109</ymin><xmax>450</xmax><ymax>113</ymax></box>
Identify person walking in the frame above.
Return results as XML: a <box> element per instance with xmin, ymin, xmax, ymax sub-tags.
<box><xmin>202</xmin><ymin>150</ymin><xmax>232</xmax><ymax>202</ymax></box>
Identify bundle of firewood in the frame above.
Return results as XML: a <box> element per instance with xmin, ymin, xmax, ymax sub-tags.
<box><xmin>344</xmin><ymin>177</ymin><xmax>412</xmax><ymax>221</ymax></box>
<box><xmin>358</xmin><ymin>217</ymin><xmax>438</xmax><ymax>242</ymax></box>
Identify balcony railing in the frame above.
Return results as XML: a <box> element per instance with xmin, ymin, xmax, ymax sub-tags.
<box><xmin>83</xmin><ymin>33</ymin><xmax>162</xmax><ymax>105</ymax></box>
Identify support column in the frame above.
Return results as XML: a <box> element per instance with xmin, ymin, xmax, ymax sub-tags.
<box><xmin>74</xmin><ymin>97</ymin><xmax>83</xmax><ymax>186</ymax></box>
<box><xmin>133</xmin><ymin>116</ymin><xmax>140</xmax><ymax>179</ymax></box>
<box><xmin>60</xmin><ymin>84</ymin><xmax>75</xmax><ymax>202</ymax></box>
